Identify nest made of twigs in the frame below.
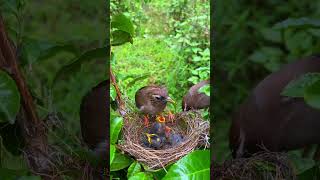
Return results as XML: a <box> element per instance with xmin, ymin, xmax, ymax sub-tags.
<box><xmin>212</xmin><ymin>151</ymin><xmax>296</xmax><ymax>180</ymax></box>
<box><xmin>117</xmin><ymin>110</ymin><xmax>210</xmax><ymax>170</ymax></box>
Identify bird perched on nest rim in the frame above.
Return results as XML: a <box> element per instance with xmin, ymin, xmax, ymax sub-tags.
<box><xmin>182</xmin><ymin>80</ymin><xmax>210</xmax><ymax>111</ymax></box>
<box><xmin>135</xmin><ymin>85</ymin><xmax>175</xmax><ymax>127</ymax></box>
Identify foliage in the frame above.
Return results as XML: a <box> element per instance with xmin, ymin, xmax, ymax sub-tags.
<box><xmin>110</xmin><ymin>0</ymin><xmax>210</xmax><ymax>179</ymax></box>
<box><xmin>214</xmin><ymin>0</ymin><xmax>320</xmax><ymax>179</ymax></box>
<box><xmin>0</xmin><ymin>0</ymin><xmax>106</xmax><ymax>178</ymax></box>
<box><xmin>163</xmin><ymin>150</ymin><xmax>210</xmax><ymax>179</ymax></box>
<box><xmin>0</xmin><ymin>70</ymin><xmax>20</xmax><ymax>124</ymax></box>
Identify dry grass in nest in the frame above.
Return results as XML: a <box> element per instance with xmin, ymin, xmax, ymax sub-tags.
<box><xmin>117</xmin><ymin>110</ymin><xmax>210</xmax><ymax>170</ymax></box>
<box><xmin>212</xmin><ymin>151</ymin><xmax>296</xmax><ymax>180</ymax></box>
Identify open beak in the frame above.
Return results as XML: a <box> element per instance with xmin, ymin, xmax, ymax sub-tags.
<box><xmin>166</xmin><ymin>97</ymin><xmax>175</xmax><ymax>104</ymax></box>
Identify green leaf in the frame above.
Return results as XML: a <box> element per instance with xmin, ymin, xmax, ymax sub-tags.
<box><xmin>304</xmin><ymin>79</ymin><xmax>320</xmax><ymax>109</ymax></box>
<box><xmin>297</xmin><ymin>166</ymin><xmax>320</xmax><ymax>180</ymax></box>
<box><xmin>0</xmin><ymin>122</ymin><xmax>24</xmax><ymax>155</ymax></box>
<box><xmin>288</xmin><ymin>151</ymin><xmax>315</xmax><ymax>174</ymax></box>
<box><xmin>110</xmin><ymin>152</ymin><xmax>133</xmax><ymax>171</ymax></box>
<box><xmin>281</xmin><ymin>73</ymin><xmax>320</xmax><ymax>97</ymax></box>
<box><xmin>260</xmin><ymin>28</ymin><xmax>282</xmax><ymax>43</ymax></box>
<box><xmin>20</xmin><ymin>38</ymin><xmax>79</xmax><ymax>66</ymax></box>
<box><xmin>110</xmin><ymin>85</ymin><xmax>116</xmax><ymax>101</ymax></box>
<box><xmin>0</xmin><ymin>168</ymin><xmax>29</xmax><ymax>180</ymax></box>
<box><xmin>52</xmin><ymin>47</ymin><xmax>107</xmax><ymax>86</ymax></box>
<box><xmin>128</xmin><ymin>172</ymin><xmax>152</xmax><ymax>180</ymax></box>
<box><xmin>111</xmin><ymin>13</ymin><xmax>135</xmax><ymax>36</ymax></box>
<box><xmin>111</xmin><ymin>30</ymin><xmax>133</xmax><ymax>46</ymax></box>
<box><xmin>0</xmin><ymin>70</ymin><xmax>20</xmax><ymax>124</ymax></box>
<box><xmin>110</xmin><ymin>144</ymin><xmax>116</xmax><ymax>165</ymax></box>
<box><xmin>163</xmin><ymin>150</ymin><xmax>210</xmax><ymax>179</ymax></box>
<box><xmin>110</xmin><ymin>116</ymin><xmax>123</xmax><ymax>144</ymax></box>
<box><xmin>273</xmin><ymin>17</ymin><xmax>320</xmax><ymax>30</ymax></box>
<box><xmin>127</xmin><ymin>162</ymin><xmax>142</xmax><ymax>178</ymax></box>
<box><xmin>198</xmin><ymin>84</ymin><xmax>210</xmax><ymax>96</ymax></box>
<box><xmin>248</xmin><ymin>46</ymin><xmax>283</xmax><ymax>72</ymax></box>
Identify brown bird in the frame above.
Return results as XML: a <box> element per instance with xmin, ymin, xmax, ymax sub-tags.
<box><xmin>229</xmin><ymin>56</ymin><xmax>320</xmax><ymax>159</ymax></box>
<box><xmin>135</xmin><ymin>85</ymin><xmax>175</xmax><ymax>126</ymax></box>
<box><xmin>80</xmin><ymin>80</ymin><xmax>108</xmax><ymax>155</ymax></box>
<box><xmin>182</xmin><ymin>80</ymin><xmax>210</xmax><ymax>111</ymax></box>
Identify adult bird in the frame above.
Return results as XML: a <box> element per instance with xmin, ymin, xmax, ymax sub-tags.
<box><xmin>80</xmin><ymin>80</ymin><xmax>108</xmax><ymax>159</ymax></box>
<box><xmin>135</xmin><ymin>85</ymin><xmax>175</xmax><ymax>127</ymax></box>
<box><xmin>230</xmin><ymin>56</ymin><xmax>320</xmax><ymax>159</ymax></box>
<box><xmin>182</xmin><ymin>80</ymin><xmax>210</xmax><ymax>111</ymax></box>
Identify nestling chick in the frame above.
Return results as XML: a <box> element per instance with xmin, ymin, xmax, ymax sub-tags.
<box><xmin>182</xmin><ymin>80</ymin><xmax>210</xmax><ymax>111</ymax></box>
<box><xmin>135</xmin><ymin>85</ymin><xmax>175</xmax><ymax>126</ymax></box>
<box><xmin>168</xmin><ymin>133</ymin><xmax>184</xmax><ymax>146</ymax></box>
<box><xmin>150</xmin><ymin>116</ymin><xmax>171</xmax><ymax>138</ymax></box>
<box><xmin>142</xmin><ymin>133</ymin><xmax>165</xmax><ymax>149</ymax></box>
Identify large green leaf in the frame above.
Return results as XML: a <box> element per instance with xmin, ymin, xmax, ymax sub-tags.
<box><xmin>110</xmin><ymin>152</ymin><xmax>133</xmax><ymax>171</ymax></box>
<box><xmin>0</xmin><ymin>70</ymin><xmax>20</xmax><ymax>124</ymax></box>
<box><xmin>273</xmin><ymin>17</ymin><xmax>320</xmax><ymax>30</ymax></box>
<box><xmin>110</xmin><ymin>144</ymin><xmax>116</xmax><ymax>165</ymax></box>
<box><xmin>110</xmin><ymin>116</ymin><xmax>123</xmax><ymax>144</ymax></box>
<box><xmin>163</xmin><ymin>150</ymin><xmax>210</xmax><ymax>179</ymax></box>
<box><xmin>304</xmin><ymin>79</ymin><xmax>320</xmax><ymax>109</ymax></box>
<box><xmin>111</xmin><ymin>13</ymin><xmax>135</xmax><ymax>36</ymax></box>
<box><xmin>127</xmin><ymin>161</ymin><xmax>142</xmax><ymax>178</ymax></box>
<box><xmin>20</xmin><ymin>38</ymin><xmax>79</xmax><ymax>66</ymax></box>
<box><xmin>111</xmin><ymin>30</ymin><xmax>133</xmax><ymax>46</ymax></box>
<box><xmin>198</xmin><ymin>84</ymin><xmax>210</xmax><ymax>96</ymax></box>
<box><xmin>281</xmin><ymin>73</ymin><xmax>320</xmax><ymax>98</ymax></box>
<box><xmin>52</xmin><ymin>47</ymin><xmax>107</xmax><ymax>86</ymax></box>
<box><xmin>0</xmin><ymin>122</ymin><xmax>24</xmax><ymax>155</ymax></box>
<box><xmin>0</xmin><ymin>170</ymin><xmax>40</xmax><ymax>180</ymax></box>
<box><xmin>128</xmin><ymin>172</ymin><xmax>152</xmax><ymax>180</ymax></box>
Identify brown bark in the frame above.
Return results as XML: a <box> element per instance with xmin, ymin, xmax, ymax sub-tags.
<box><xmin>110</xmin><ymin>67</ymin><xmax>126</xmax><ymax>116</ymax></box>
<box><xmin>0</xmin><ymin>15</ymin><xmax>52</xmax><ymax>177</ymax></box>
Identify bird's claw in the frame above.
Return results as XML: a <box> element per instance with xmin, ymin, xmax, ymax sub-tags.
<box><xmin>168</xmin><ymin>111</ymin><xmax>175</xmax><ymax>123</ymax></box>
<box><xmin>144</xmin><ymin>115</ymin><xmax>149</xmax><ymax>127</ymax></box>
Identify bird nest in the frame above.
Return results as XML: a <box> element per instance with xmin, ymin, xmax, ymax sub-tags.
<box><xmin>117</xmin><ymin>110</ymin><xmax>210</xmax><ymax>170</ymax></box>
<box><xmin>212</xmin><ymin>151</ymin><xmax>296</xmax><ymax>180</ymax></box>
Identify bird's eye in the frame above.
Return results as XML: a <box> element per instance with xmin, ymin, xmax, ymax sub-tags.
<box><xmin>153</xmin><ymin>95</ymin><xmax>162</xmax><ymax>100</ymax></box>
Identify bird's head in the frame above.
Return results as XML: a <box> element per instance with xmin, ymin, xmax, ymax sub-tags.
<box><xmin>145</xmin><ymin>133</ymin><xmax>160</xmax><ymax>144</ymax></box>
<box><xmin>156</xmin><ymin>115</ymin><xmax>166</xmax><ymax>123</ymax></box>
<box><xmin>149</xmin><ymin>86</ymin><xmax>175</xmax><ymax>105</ymax></box>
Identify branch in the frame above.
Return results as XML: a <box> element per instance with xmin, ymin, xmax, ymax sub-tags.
<box><xmin>109</xmin><ymin>67</ymin><xmax>126</xmax><ymax>116</ymax></box>
<box><xmin>0</xmin><ymin>15</ymin><xmax>52</xmax><ymax>176</ymax></box>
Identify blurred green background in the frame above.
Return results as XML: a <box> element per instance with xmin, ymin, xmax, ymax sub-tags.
<box><xmin>111</xmin><ymin>0</ymin><xmax>210</xmax><ymax>111</ymax></box>
<box><xmin>214</xmin><ymin>0</ymin><xmax>320</xmax><ymax>177</ymax></box>
<box><xmin>0</xmin><ymin>0</ymin><xmax>106</xmax><ymax>178</ymax></box>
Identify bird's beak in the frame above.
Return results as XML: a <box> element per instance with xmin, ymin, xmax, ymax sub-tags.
<box><xmin>166</xmin><ymin>97</ymin><xmax>175</xmax><ymax>104</ymax></box>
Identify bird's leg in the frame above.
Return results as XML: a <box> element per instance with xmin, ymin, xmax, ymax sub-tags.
<box><xmin>167</xmin><ymin>111</ymin><xmax>175</xmax><ymax>124</ymax></box>
<box><xmin>165</xmin><ymin>126</ymin><xmax>172</xmax><ymax>138</ymax></box>
<box><xmin>144</xmin><ymin>114</ymin><xmax>150</xmax><ymax>127</ymax></box>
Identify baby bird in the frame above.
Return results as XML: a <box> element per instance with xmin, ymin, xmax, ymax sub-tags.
<box><xmin>150</xmin><ymin>116</ymin><xmax>172</xmax><ymax>138</ymax></box>
<box><xmin>182</xmin><ymin>80</ymin><xmax>210</xmax><ymax>111</ymax></box>
<box><xmin>135</xmin><ymin>85</ymin><xmax>175</xmax><ymax>126</ymax></box>
<box><xmin>168</xmin><ymin>133</ymin><xmax>184</xmax><ymax>146</ymax></box>
<box><xmin>142</xmin><ymin>133</ymin><xmax>165</xmax><ymax>149</ymax></box>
